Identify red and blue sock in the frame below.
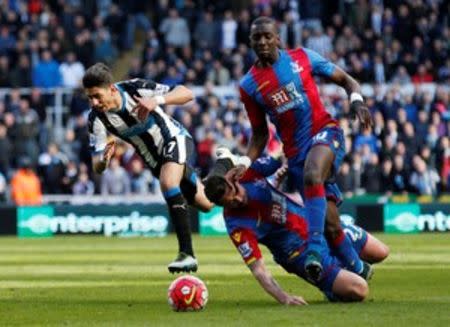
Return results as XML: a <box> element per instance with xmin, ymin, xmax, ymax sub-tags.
<box><xmin>304</xmin><ymin>184</ymin><xmax>326</xmax><ymax>246</ymax></box>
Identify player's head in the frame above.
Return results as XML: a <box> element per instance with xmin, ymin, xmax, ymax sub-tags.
<box><xmin>249</xmin><ymin>16</ymin><xmax>280</xmax><ymax>63</ymax></box>
<box><xmin>82</xmin><ymin>62</ymin><xmax>119</xmax><ymax>112</ymax></box>
<box><xmin>204</xmin><ymin>169</ymin><xmax>248</xmax><ymax>208</ymax></box>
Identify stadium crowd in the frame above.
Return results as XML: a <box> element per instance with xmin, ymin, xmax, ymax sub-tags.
<box><xmin>0</xmin><ymin>0</ymin><xmax>448</xmax><ymax>204</ymax></box>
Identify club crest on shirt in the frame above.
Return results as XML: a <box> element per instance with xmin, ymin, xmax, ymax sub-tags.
<box><xmin>290</xmin><ymin>61</ymin><xmax>304</xmax><ymax>73</ymax></box>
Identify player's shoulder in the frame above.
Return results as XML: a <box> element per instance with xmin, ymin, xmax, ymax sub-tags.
<box><xmin>239</xmin><ymin>68</ymin><xmax>255</xmax><ymax>89</ymax></box>
<box><xmin>87</xmin><ymin>109</ymin><xmax>98</xmax><ymax>122</ymax></box>
<box><xmin>116</xmin><ymin>78</ymin><xmax>158</xmax><ymax>91</ymax></box>
<box><xmin>286</xmin><ymin>47</ymin><xmax>311</xmax><ymax>57</ymax></box>
<box><xmin>87</xmin><ymin>109</ymin><xmax>101</xmax><ymax>130</ymax></box>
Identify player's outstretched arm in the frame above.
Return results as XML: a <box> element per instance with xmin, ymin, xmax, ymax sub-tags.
<box><xmin>247</xmin><ymin>120</ymin><xmax>269</xmax><ymax>162</ymax></box>
<box><xmin>249</xmin><ymin>258</ymin><xmax>307</xmax><ymax>306</ymax></box>
<box><xmin>132</xmin><ymin>85</ymin><xmax>194</xmax><ymax>121</ymax></box>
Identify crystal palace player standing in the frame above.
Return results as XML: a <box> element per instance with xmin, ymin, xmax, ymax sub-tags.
<box><xmin>83</xmin><ymin>63</ymin><xmax>214</xmax><ymax>273</ymax></box>
<box><xmin>239</xmin><ymin>17</ymin><xmax>373</xmax><ymax>281</ymax></box>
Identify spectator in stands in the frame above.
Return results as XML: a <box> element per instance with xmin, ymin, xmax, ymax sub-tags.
<box><xmin>0</xmin><ymin>55</ymin><xmax>12</xmax><ymax>87</ymax></box>
<box><xmin>221</xmin><ymin>10</ymin><xmax>237</xmax><ymax>50</ymax></box>
<box><xmin>101</xmin><ymin>157</ymin><xmax>131</xmax><ymax>195</ymax></box>
<box><xmin>380</xmin><ymin>158</ymin><xmax>395</xmax><ymax>195</ymax></box>
<box><xmin>354</xmin><ymin>127</ymin><xmax>378</xmax><ymax>154</ymax></box>
<box><xmin>159</xmin><ymin>8</ymin><xmax>190</xmax><ymax>48</ymax></box>
<box><xmin>362</xmin><ymin>153</ymin><xmax>381</xmax><ymax>193</ymax></box>
<box><xmin>412</xmin><ymin>64</ymin><xmax>434</xmax><ymax>84</ymax></box>
<box><xmin>32</xmin><ymin>50</ymin><xmax>61</xmax><ymax>88</ymax></box>
<box><xmin>415</xmin><ymin>110</ymin><xmax>430</xmax><ymax>141</ymax></box>
<box><xmin>409</xmin><ymin>155</ymin><xmax>440</xmax><ymax>196</ymax></box>
<box><xmin>400</xmin><ymin>122</ymin><xmax>421</xmax><ymax>158</ymax></box>
<box><xmin>129</xmin><ymin>159</ymin><xmax>154</xmax><ymax>194</ymax></box>
<box><xmin>59</xmin><ymin>52</ymin><xmax>85</xmax><ymax>88</ymax></box>
<box><xmin>336</xmin><ymin>161</ymin><xmax>356</xmax><ymax>197</ymax></box>
<box><xmin>0</xmin><ymin>123</ymin><xmax>12</xmax><ymax>178</ymax></box>
<box><xmin>392</xmin><ymin>155</ymin><xmax>410</xmax><ymax>194</ymax></box>
<box><xmin>391</xmin><ymin>66</ymin><xmax>411</xmax><ymax>85</ymax></box>
<box><xmin>61</xmin><ymin>160</ymin><xmax>78</xmax><ymax>194</ymax></box>
<box><xmin>10</xmin><ymin>54</ymin><xmax>32</xmax><ymax>87</ymax></box>
<box><xmin>306</xmin><ymin>25</ymin><xmax>332</xmax><ymax>58</ymax></box>
<box><xmin>10</xmin><ymin>156</ymin><xmax>42</xmax><ymax>206</ymax></box>
<box><xmin>94</xmin><ymin>25</ymin><xmax>118</xmax><ymax>65</ymax></box>
<box><xmin>207</xmin><ymin>60</ymin><xmax>231</xmax><ymax>86</ymax></box>
<box><xmin>11</xmin><ymin>98</ymin><xmax>40</xmax><ymax>166</ymax></box>
<box><xmin>123</xmin><ymin>0</ymin><xmax>151</xmax><ymax>50</ymax></box>
<box><xmin>436</xmin><ymin>137</ymin><xmax>450</xmax><ymax>192</ymax></box>
<box><xmin>73</xmin><ymin>172</ymin><xmax>95</xmax><ymax>195</ymax></box>
<box><xmin>194</xmin><ymin>11</ymin><xmax>217</xmax><ymax>50</ymax></box>
<box><xmin>38</xmin><ymin>143</ymin><xmax>68</xmax><ymax>194</ymax></box>
<box><xmin>0</xmin><ymin>26</ymin><xmax>16</xmax><ymax>56</ymax></box>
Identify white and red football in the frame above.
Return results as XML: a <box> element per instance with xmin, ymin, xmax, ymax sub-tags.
<box><xmin>167</xmin><ymin>275</ymin><xmax>208</xmax><ymax>312</ymax></box>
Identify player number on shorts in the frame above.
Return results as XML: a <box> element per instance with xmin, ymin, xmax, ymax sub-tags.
<box><xmin>165</xmin><ymin>141</ymin><xmax>176</xmax><ymax>156</ymax></box>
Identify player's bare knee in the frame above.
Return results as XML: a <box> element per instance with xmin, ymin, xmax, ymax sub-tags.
<box><xmin>159</xmin><ymin>174</ymin><xmax>180</xmax><ymax>192</ymax></box>
<box><xmin>378</xmin><ymin>244</ymin><xmax>390</xmax><ymax>262</ymax></box>
<box><xmin>352</xmin><ymin>278</ymin><xmax>368</xmax><ymax>301</ymax></box>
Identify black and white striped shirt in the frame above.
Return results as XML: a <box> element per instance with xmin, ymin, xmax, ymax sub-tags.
<box><xmin>88</xmin><ymin>78</ymin><xmax>190</xmax><ymax>172</ymax></box>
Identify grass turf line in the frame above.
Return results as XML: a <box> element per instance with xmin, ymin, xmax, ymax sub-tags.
<box><xmin>0</xmin><ymin>234</ymin><xmax>449</xmax><ymax>326</ymax></box>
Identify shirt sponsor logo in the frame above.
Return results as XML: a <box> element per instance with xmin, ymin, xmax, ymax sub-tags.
<box><xmin>267</xmin><ymin>82</ymin><xmax>304</xmax><ymax>114</ymax></box>
<box><xmin>238</xmin><ymin>241</ymin><xmax>253</xmax><ymax>258</ymax></box>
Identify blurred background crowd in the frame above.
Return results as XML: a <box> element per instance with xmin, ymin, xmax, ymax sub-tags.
<box><xmin>0</xmin><ymin>0</ymin><xmax>448</xmax><ymax>205</ymax></box>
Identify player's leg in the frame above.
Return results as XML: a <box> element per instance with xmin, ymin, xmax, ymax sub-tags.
<box><xmin>180</xmin><ymin>165</ymin><xmax>214</xmax><ymax>212</ymax></box>
<box><xmin>160</xmin><ymin>136</ymin><xmax>197</xmax><ymax>273</ymax></box>
<box><xmin>288</xmin><ymin>243</ymin><xmax>367</xmax><ymax>302</ymax></box>
<box><xmin>326</xmin><ymin>199</ymin><xmax>370</xmax><ymax>279</ymax></box>
<box><xmin>359</xmin><ymin>233</ymin><xmax>390</xmax><ymax>264</ymax></box>
<box><xmin>330</xmin><ymin>269</ymin><xmax>368</xmax><ymax>302</ymax></box>
<box><xmin>340</xmin><ymin>218</ymin><xmax>390</xmax><ymax>264</ymax></box>
<box><xmin>302</xmin><ymin>144</ymin><xmax>334</xmax><ymax>280</ymax></box>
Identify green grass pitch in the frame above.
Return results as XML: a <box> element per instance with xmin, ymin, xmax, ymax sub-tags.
<box><xmin>0</xmin><ymin>234</ymin><xmax>449</xmax><ymax>326</ymax></box>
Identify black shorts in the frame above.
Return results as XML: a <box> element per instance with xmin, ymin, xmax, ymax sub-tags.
<box><xmin>162</xmin><ymin>135</ymin><xmax>198</xmax><ymax>204</ymax></box>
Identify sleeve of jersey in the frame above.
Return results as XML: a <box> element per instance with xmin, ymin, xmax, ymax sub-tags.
<box><xmin>249</xmin><ymin>156</ymin><xmax>282</xmax><ymax>177</ymax></box>
<box><xmin>88</xmin><ymin>116</ymin><xmax>107</xmax><ymax>155</ymax></box>
<box><xmin>229</xmin><ymin>228</ymin><xmax>262</xmax><ymax>265</ymax></box>
<box><xmin>135</xmin><ymin>78</ymin><xmax>174</xmax><ymax>98</ymax></box>
<box><xmin>303</xmin><ymin>48</ymin><xmax>336</xmax><ymax>78</ymax></box>
<box><xmin>239</xmin><ymin>86</ymin><xmax>265</xmax><ymax>129</ymax></box>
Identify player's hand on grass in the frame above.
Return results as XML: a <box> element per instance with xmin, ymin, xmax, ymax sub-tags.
<box><xmin>132</xmin><ymin>96</ymin><xmax>158</xmax><ymax>121</ymax></box>
<box><xmin>281</xmin><ymin>294</ymin><xmax>308</xmax><ymax>306</ymax></box>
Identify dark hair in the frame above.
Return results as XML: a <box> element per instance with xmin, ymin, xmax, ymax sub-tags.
<box><xmin>82</xmin><ymin>62</ymin><xmax>113</xmax><ymax>88</ymax></box>
<box><xmin>203</xmin><ymin>175</ymin><xmax>227</xmax><ymax>205</ymax></box>
<box><xmin>251</xmin><ymin>16</ymin><xmax>277</xmax><ymax>29</ymax></box>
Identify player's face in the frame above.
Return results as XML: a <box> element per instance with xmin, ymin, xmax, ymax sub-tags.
<box><xmin>250</xmin><ymin>23</ymin><xmax>280</xmax><ymax>63</ymax></box>
<box><xmin>85</xmin><ymin>85</ymin><xmax>116</xmax><ymax>112</ymax></box>
<box><xmin>221</xmin><ymin>170</ymin><xmax>248</xmax><ymax>208</ymax></box>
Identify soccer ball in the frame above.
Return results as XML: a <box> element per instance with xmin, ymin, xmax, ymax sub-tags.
<box><xmin>167</xmin><ymin>275</ymin><xmax>208</xmax><ymax>311</ymax></box>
